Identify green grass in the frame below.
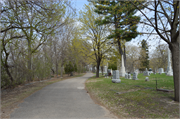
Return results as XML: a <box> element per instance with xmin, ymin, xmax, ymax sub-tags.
<box><xmin>86</xmin><ymin>73</ymin><xmax>179</xmax><ymax>118</ymax></box>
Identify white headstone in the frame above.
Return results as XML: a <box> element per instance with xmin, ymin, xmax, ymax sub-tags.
<box><xmin>135</xmin><ymin>69</ymin><xmax>139</xmax><ymax>75</ymax></box>
<box><xmin>104</xmin><ymin>66</ymin><xmax>107</xmax><ymax>73</ymax></box>
<box><xmin>112</xmin><ymin>70</ymin><xmax>121</xmax><ymax>83</ymax></box>
<box><xmin>158</xmin><ymin>68</ymin><xmax>164</xmax><ymax>73</ymax></box>
<box><xmin>119</xmin><ymin>55</ymin><xmax>126</xmax><ymax>77</ymax></box>
<box><xmin>166</xmin><ymin>48</ymin><xmax>173</xmax><ymax>76</ymax></box>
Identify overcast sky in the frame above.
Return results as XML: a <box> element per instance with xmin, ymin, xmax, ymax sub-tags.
<box><xmin>73</xmin><ymin>0</ymin><xmax>168</xmax><ymax>53</ymax></box>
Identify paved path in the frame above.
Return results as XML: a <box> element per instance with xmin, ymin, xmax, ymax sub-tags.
<box><xmin>10</xmin><ymin>73</ymin><xmax>117</xmax><ymax>119</ymax></box>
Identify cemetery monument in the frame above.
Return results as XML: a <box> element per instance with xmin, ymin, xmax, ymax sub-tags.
<box><xmin>166</xmin><ymin>48</ymin><xmax>173</xmax><ymax>76</ymax></box>
<box><xmin>119</xmin><ymin>55</ymin><xmax>126</xmax><ymax>77</ymax></box>
<box><xmin>132</xmin><ymin>72</ymin><xmax>138</xmax><ymax>80</ymax></box>
<box><xmin>112</xmin><ymin>70</ymin><xmax>121</xmax><ymax>83</ymax></box>
<box><xmin>158</xmin><ymin>68</ymin><xmax>164</xmax><ymax>74</ymax></box>
<box><xmin>143</xmin><ymin>68</ymin><xmax>150</xmax><ymax>76</ymax></box>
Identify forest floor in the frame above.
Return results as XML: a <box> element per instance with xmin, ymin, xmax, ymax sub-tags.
<box><xmin>85</xmin><ymin>73</ymin><xmax>180</xmax><ymax>118</ymax></box>
<box><xmin>1</xmin><ymin>73</ymin><xmax>85</xmax><ymax>119</ymax></box>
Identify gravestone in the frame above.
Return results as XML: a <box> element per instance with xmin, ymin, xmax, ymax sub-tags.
<box><xmin>166</xmin><ymin>48</ymin><xmax>173</xmax><ymax>76</ymax></box>
<box><xmin>125</xmin><ymin>73</ymin><xmax>128</xmax><ymax>79</ymax></box>
<box><xmin>143</xmin><ymin>68</ymin><xmax>149</xmax><ymax>76</ymax></box>
<box><xmin>112</xmin><ymin>70</ymin><xmax>121</xmax><ymax>83</ymax></box>
<box><xmin>132</xmin><ymin>72</ymin><xmax>138</xmax><ymax>80</ymax></box>
<box><xmin>135</xmin><ymin>69</ymin><xmax>139</xmax><ymax>75</ymax></box>
<box><xmin>104</xmin><ymin>66</ymin><xmax>108</xmax><ymax>74</ymax></box>
<box><xmin>145</xmin><ymin>77</ymin><xmax>149</xmax><ymax>81</ymax></box>
<box><xmin>158</xmin><ymin>68</ymin><xmax>164</xmax><ymax>73</ymax></box>
<box><xmin>128</xmin><ymin>74</ymin><xmax>131</xmax><ymax>79</ymax></box>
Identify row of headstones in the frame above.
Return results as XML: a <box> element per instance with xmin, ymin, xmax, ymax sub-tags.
<box><xmin>111</xmin><ymin>70</ymin><xmax>138</xmax><ymax>83</ymax></box>
<box><xmin>143</xmin><ymin>68</ymin><xmax>172</xmax><ymax>76</ymax></box>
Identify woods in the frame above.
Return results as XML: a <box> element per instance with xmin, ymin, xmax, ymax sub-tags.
<box><xmin>1</xmin><ymin>0</ymin><xmax>86</xmax><ymax>88</ymax></box>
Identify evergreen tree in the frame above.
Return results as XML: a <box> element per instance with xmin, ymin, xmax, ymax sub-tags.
<box><xmin>88</xmin><ymin>0</ymin><xmax>144</xmax><ymax>68</ymax></box>
<box><xmin>139</xmin><ymin>40</ymin><xmax>149</xmax><ymax>71</ymax></box>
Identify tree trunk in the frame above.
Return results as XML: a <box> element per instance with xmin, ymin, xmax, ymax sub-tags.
<box><xmin>101</xmin><ymin>66</ymin><xmax>104</xmax><ymax>75</ymax></box>
<box><xmin>27</xmin><ymin>40</ymin><xmax>32</xmax><ymax>81</ymax></box>
<box><xmin>56</xmin><ymin>62</ymin><xmax>58</xmax><ymax>77</ymax></box>
<box><xmin>96</xmin><ymin>60</ymin><xmax>100</xmax><ymax>77</ymax></box>
<box><xmin>50</xmin><ymin>39</ymin><xmax>53</xmax><ymax>79</ymax></box>
<box><xmin>60</xmin><ymin>65</ymin><xmax>63</xmax><ymax>78</ymax></box>
<box><xmin>170</xmin><ymin>43</ymin><xmax>179</xmax><ymax>102</ymax></box>
<box><xmin>4</xmin><ymin>63</ymin><xmax>14</xmax><ymax>83</ymax></box>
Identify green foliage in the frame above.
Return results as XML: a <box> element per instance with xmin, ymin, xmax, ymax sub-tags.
<box><xmin>79</xmin><ymin>4</ymin><xmax>112</xmax><ymax>77</ymax></box>
<box><xmin>89</xmin><ymin>0</ymin><xmax>144</xmax><ymax>43</ymax></box>
<box><xmin>139</xmin><ymin>40</ymin><xmax>149</xmax><ymax>71</ymax></box>
<box><xmin>74</xmin><ymin>64</ymin><xmax>77</xmax><ymax>72</ymax></box>
<box><xmin>1</xmin><ymin>0</ymin><xmax>74</xmax><ymax>87</ymax></box>
<box><xmin>108</xmin><ymin>63</ymin><xmax>117</xmax><ymax>70</ymax></box>
<box><xmin>107</xmin><ymin>56</ymin><xmax>117</xmax><ymax>70</ymax></box>
<box><xmin>64</xmin><ymin>61</ymin><xmax>75</xmax><ymax>74</ymax></box>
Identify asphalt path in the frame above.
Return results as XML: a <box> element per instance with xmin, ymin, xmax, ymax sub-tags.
<box><xmin>10</xmin><ymin>72</ymin><xmax>117</xmax><ymax>119</ymax></box>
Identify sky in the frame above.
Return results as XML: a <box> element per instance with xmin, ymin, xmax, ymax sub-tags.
<box><xmin>74</xmin><ymin>0</ymin><xmax>89</xmax><ymax>12</ymax></box>
<box><xmin>73</xmin><ymin>0</ymin><xmax>168</xmax><ymax>54</ymax></box>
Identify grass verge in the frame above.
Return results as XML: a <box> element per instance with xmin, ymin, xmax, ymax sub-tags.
<box><xmin>85</xmin><ymin>73</ymin><xmax>179</xmax><ymax>118</ymax></box>
<box><xmin>1</xmin><ymin>73</ymin><xmax>85</xmax><ymax>119</ymax></box>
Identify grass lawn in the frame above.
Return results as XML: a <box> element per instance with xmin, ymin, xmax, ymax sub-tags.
<box><xmin>86</xmin><ymin>73</ymin><xmax>179</xmax><ymax>118</ymax></box>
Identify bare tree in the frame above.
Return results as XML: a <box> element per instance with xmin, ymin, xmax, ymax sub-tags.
<box><xmin>130</xmin><ymin>0</ymin><xmax>179</xmax><ymax>101</ymax></box>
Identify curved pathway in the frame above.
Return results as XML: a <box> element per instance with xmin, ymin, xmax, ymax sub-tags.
<box><xmin>10</xmin><ymin>73</ymin><xmax>117</xmax><ymax>119</ymax></box>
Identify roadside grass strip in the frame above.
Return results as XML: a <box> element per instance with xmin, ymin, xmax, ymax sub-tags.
<box><xmin>86</xmin><ymin>73</ymin><xmax>179</xmax><ymax>118</ymax></box>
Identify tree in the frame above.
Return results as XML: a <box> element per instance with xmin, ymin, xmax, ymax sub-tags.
<box><xmin>126</xmin><ymin>44</ymin><xmax>141</xmax><ymax>73</ymax></box>
<box><xmin>130</xmin><ymin>0</ymin><xmax>179</xmax><ymax>102</ymax></box>
<box><xmin>78</xmin><ymin>4</ymin><xmax>112</xmax><ymax>77</ymax></box>
<box><xmin>139</xmin><ymin>40</ymin><xmax>149</xmax><ymax>71</ymax></box>
<box><xmin>1</xmin><ymin>0</ymin><xmax>67</xmax><ymax>81</ymax></box>
<box><xmin>1</xmin><ymin>0</ymin><xmax>76</xmax><ymax>88</ymax></box>
<box><xmin>88</xmin><ymin>0</ymin><xmax>144</xmax><ymax>68</ymax></box>
<box><xmin>149</xmin><ymin>44</ymin><xmax>168</xmax><ymax>72</ymax></box>
<box><xmin>64</xmin><ymin>61</ymin><xmax>75</xmax><ymax>76</ymax></box>
<box><xmin>108</xmin><ymin>56</ymin><xmax>117</xmax><ymax>70</ymax></box>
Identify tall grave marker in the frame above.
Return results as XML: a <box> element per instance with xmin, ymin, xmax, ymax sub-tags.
<box><xmin>119</xmin><ymin>55</ymin><xmax>126</xmax><ymax>77</ymax></box>
<box><xmin>166</xmin><ymin>48</ymin><xmax>173</xmax><ymax>76</ymax></box>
